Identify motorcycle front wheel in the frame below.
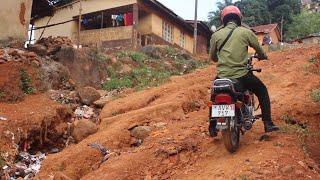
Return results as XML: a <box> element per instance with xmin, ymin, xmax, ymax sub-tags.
<box><xmin>222</xmin><ymin>117</ymin><xmax>240</xmax><ymax>153</ymax></box>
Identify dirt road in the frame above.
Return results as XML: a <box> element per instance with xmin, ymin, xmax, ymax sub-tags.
<box><xmin>30</xmin><ymin>46</ymin><xmax>320</xmax><ymax>179</ymax></box>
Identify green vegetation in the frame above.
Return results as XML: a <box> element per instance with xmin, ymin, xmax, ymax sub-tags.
<box><xmin>280</xmin><ymin>113</ymin><xmax>310</xmax><ymax>154</ymax></box>
<box><xmin>286</xmin><ymin>11</ymin><xmax>320</xmax><ymax>40</ymax></box>
<box><xmin>208</xmin><ymin>0</ymin><xmax>300</xmax><ymax>30</ymax></box>
<box><xmin>102</xmin><ymin>48</ymin><xmax>208</xmax><ymax>91</ymax></box>
<box><xmin>0</xmin><ymin>90</ymin><xmax>6</xmax><ymax>100</ymax></box>
<box><xmin>20</xmin><ymin>69</ymin><xmax>35</xmax><ymax>94</ymax></box>
<box><xmin>310</xmin><ymin>89</ymin><xmax>320</xmax><ymax>102</ymax></box>
<box><xmin>0</xmin><ymin>152</ymin><xmax>5</xmax><ymax>168</ymax></box>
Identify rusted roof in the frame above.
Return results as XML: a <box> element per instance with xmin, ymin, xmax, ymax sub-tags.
<box><xmin>251</xmin><ymin>24</ymin><xmax>278</xmax><ymax>34</ymax></box>
<box><xmin>185</xmin><ymin>20</ymin><xmax>212</xmax><ymax>37</ymax></box>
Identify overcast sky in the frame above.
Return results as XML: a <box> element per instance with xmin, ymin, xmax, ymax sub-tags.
<box><xmin>157</xmin><ymin>0</ymin><xmax>218</xmax><ymax>21</ymax></box>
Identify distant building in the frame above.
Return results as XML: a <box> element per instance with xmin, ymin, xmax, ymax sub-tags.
<box><xmin>251</xmin><ymin>23</ymin><xmax>281</xmax><ymax>45</ymax></box>
<box><xmin>300</xmin><ymin>33</ymin><xmax>320</xmax><ymax>44</ymax></box>
<box><xmin>247</xmin><ymin>23</ymin><xmax>280</xmax><ymax>53</ymax></box>
<box><xmin>33</xmin><ymin>0</ymin><xmax>212</xmax><ymax>54</ymax></box>
<box><xmin>301</xmin><ymin>0</ymin><xmax>320</xmax><ymax>12</ymax></box>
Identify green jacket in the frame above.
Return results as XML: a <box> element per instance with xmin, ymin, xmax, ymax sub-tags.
<box><xmin>209</xmin><ymin>22</ymin><xmax>266</xmax><ymax>78</ymax></box>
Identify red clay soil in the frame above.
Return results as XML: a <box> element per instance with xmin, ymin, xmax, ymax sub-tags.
<box><xmin>0</xmin><ymin>94</ymin><xmax>70</xmax><ymax>161</ymax></box>
<box><xmin>0</xmin><ymin>61</ymin><xmax>43</xmax><ymax>102</ymax></box>
<box><xmin>33</xmin><ymin>46</ymin><xmax>320</xmax><ymax>179</ymax></box>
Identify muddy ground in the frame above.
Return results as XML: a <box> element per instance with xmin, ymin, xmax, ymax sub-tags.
<box><xmin>1</xmin><ymin>45</ymin><xmax>320</xmax><ymax>179</ymax></box>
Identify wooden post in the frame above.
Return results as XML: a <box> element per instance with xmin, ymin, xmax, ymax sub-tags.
<box><xmin>280</xmin><ymin>16</ymin><xmax>284</xmax><ymax>42</ymax></box>
<box><xmin>193</xmin><ymin>0</ymin><xmax>198</xmax><ymax>55</ymax></box>
<box><xmin>29</xmin><ymin>24</ymin><xmax>34</xmax><ymax>45</ymax></box>
<box><xmin>99</xmin><ymin>11</ymin><xmax>104</xmax><ymax>47</ymax></box>
<box><xmin>77</xmin><ymin>0</ymin><xmax>82</xmax><ymax>49</ymax></box>
<box><xmin>133</xmin><ymin>4</ymin><xmax>139</xmax><ymax>49</ymax></box>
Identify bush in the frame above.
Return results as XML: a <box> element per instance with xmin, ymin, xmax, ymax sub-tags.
<box><xmin>310</xmin><ymin>89</ymin><xmax>320</xmax><ymax>102</ymax></box>
<box><xmin>20</xmin><ymin>70</ymin><xmax>35</xmax><ymax>94</ymax></box>
<box><xmin>102</xmin><ymin>76</ymin><xmax>133</xmax><ymax>91</ymax></box>
<box><xmin>286</xmin><ymin>11</ymin><xmax>320</xmax><ymax>40</ymax></box>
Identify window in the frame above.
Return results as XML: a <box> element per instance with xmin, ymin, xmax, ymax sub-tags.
<box><xmin>162</xmin><ymin>21</ymin><xmax>173</xmax><ymax>43</ymax></box>
<box><xmin>179</xmin><ymin>31</ymin><xmax>185</xmax><ymax>48</ymax></box>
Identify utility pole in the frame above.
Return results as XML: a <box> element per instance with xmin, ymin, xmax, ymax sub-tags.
<box><xmin>193</xmin><ymin>0</ymin><xmax>198</xmax><ymax>55</ymax></box>
<box><xmin>77</xmin><ymin>0</ymin><xmax>82</xmax><ymax>49</ymax></box>
<box><xmin>280</xmin><ymin>16</ymin><xmax>284</xmax><ymax>42</ymax></box>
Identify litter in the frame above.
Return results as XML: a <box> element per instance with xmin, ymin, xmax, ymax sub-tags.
<box><xmin>0</xmin><ymin>116</ymin><xmax>8</xmax><ymax>121</ymax></box>
<box><xmin>88</xmin><ymin>143</ymin><xmax>110</xmax><ymax>162</ymax></box>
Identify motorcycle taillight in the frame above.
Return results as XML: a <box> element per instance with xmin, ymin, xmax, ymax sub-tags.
<box><xmin>214</xmin><ymin>94</ymin><xmax>232</xmax><ymax>104</ymax></box>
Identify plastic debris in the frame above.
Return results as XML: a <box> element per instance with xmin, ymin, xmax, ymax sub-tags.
<box><xmin>2</xmin><ymin>152</ymin><xmax>46</xmax><ymax>179</ymax></box>
<box><xmin>88</xmin><ymin>143</ymin><xmax>110</xmax><ymax>162</ymax></box>
<box><xmin>0</xmin><ymin>116</ymin><xmax>7</xmax><ymax>121</ymax></box>
<box><xmin>74</xmin><ymin>105</ymin><xmax>95</xmax><ymax>119</ymax></box>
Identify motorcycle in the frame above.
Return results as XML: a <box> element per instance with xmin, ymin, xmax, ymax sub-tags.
<box><xmin>208</xmin><ymin>55</ymin><xmax>263</xmax><ymax>153</ymax></box>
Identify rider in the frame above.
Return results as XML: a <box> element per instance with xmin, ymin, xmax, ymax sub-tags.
<box><xmin>209</xmin><ymin>5</ymin><xmax>279</xmax><ymax>136</ymax></box>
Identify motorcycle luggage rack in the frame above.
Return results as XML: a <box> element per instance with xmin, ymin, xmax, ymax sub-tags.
<box><xmin>213</xmin><ymin>79</ymin><xmax>236</xmax><ymax>93</ymax></box>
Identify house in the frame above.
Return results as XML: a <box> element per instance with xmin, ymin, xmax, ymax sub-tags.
<box><xmin>186</xmin><ymin>20</ymin><xmax>212</xmax><ymax>54</ymax></box>
<box><xmin>301</xmin><ymin>33</ymin><xmax>320</xmax><ymax>44</ymax></box>
<box><xmin>0</xmin><ymin>0</ymin><xmax>52</xmax><ymax>47</ymax></box>
<box><xmin>251</xmin><ymin>23</ymin><xmax>281</xmax><ymax>46</ymax></box>
<box><xmin>301</xmin><ymin>0</ymin><xmax>320</xmax><ymax>12</ymax></box>
<box><xmin>33</xmin><ymin>0</ymin><xmax>212</xmax><ymax>54</ymax></box>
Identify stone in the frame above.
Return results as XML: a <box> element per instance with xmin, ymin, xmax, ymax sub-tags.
<box><xmin>53</xmin><ymin>172</ymin><xmax>72</xmax><ymax>180</ymax></box>
<box><xmin>154</xmin><ymin>122</ymin><xmax>167</xmax><ymax>129</ymax></box>
<box><xmin>72</xmin><ymin>119</ymin><xmax>98</xmax><ymax>142</ymax></box>
<box><xmin>28</xmin><ymin>44</ymin><xmax>48</xmax><ymax>56</ymax></box>
<box><xmin>93</xmin><ymin>96</ymin><xmax>112</xmax><ymax>108</ymax></box>
<box><xmin>25</xmin><ymin>51</ymin><xmax>37</xmax><ymax>58</ymax></box>
<box><xmin>280</xmin><ymin>165</ymin><xmax>294</xmax><ymax>174</ymax></box>
<box><xmin>295</xmin><ymin>169</ymin><xmax>304</xmax><ymax>176</ymax></box>
<box><xmin>140</xmin><ymin>45</ymin><xmax>163</xmax><ymax>59</ymax></box>
<box><xmin>130</xmin><ymin>126</ymin><xmax>152</xmax><ymax>139</ymax></box>
<box><xmin>119</xmin><ymin>64</ymin><xmax>132</xmax><ymax>74</ymax></box>
<box><xmin>78</xmin><ymin>87</ymin><xmax>101</xmax><ymax>105</ymax></box>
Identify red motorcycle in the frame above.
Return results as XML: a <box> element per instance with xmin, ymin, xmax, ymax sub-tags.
<box><xmin>208</xmin><ymin>55</ymin><xmax>262</xmax><ymax>153</ymax></box>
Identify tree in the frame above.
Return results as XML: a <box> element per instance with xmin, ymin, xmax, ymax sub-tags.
<box><xmin>235</xmin><ymin>0</ymin><xmax>270</xmax><ymax>26</ymax></box>
<box><xmin>207</xmin><ymin>0</ymin><xmax>234</xmax><ymax>27</ymax></box>
<box><xmin>286</xmin><ymin>11</ymin><xmax>320</xmax><ymax>40</ymax></box>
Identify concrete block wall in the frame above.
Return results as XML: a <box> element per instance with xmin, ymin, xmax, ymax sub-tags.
<box><xmin>73</xmin><ymin>26</ymin><xmax>133</xmax><ymax>45</ymax></box>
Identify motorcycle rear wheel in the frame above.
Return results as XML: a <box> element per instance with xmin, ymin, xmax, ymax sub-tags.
<box><xmin>222</xmin><ymin>117</ymin><xmax>240</xmax><ymax>153</ymax></box>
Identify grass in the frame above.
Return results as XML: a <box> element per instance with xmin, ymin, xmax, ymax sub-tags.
<box><xmin>280</xmin><ymin>113</ymin><xmax>310</xmax><ymax>155</ymax></box>
<box><xmin>310</xmin><ymin>89</ymin><xmax>320</xmax><ymax>102</ymax></box>
<box><xmin>0</xmin><ymin>152</ymin><xmax>5</xmax><ymax>168</ymax></box>
<box><xmin>20</xmin><ymin>69</ymin><xmax>35</xmax><ymax>94</ymax></box>
<box><xmin>309</xmin><ymin>56</ymin><xmax>318</xmax><ymax>64</ymax></box>
<box><xmin>0</xmin><ymin>90</ymin><xmax>6</xmax><ymax>100</ymax></box>
<box><xmin>102</xmin><ymin>48</ymin><xmax>208</xmax><ymax>92</ymax></box>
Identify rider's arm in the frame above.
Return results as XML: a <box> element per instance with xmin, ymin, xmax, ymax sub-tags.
<box><xmin>247</xmin><ymin>30</ymin><xmax>267</xmax><ymax>59</ymax></box>
<box><xmin>209</xmin><ymin>34</ymin><xmax>218</xmax><ymax>62</ymax></box>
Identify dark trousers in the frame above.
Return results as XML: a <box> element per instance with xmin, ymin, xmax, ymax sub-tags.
<box><xmin>236</xmin><ymin>72</ymin><xmax>272</xmax><ymax>122</ymax></box>
<box><xmin>213</xmin><ymin>72</ymin><xmax>272</xmax><ymax>122</ymax></box>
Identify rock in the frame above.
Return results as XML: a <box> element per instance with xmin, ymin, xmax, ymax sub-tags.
<box><xmin>24</xmin><ymin>51</ymin><xmax>37</xmax><ymax>58</ymax></box>
<box><xmin>93</xmin><ymin>96</ymin><xmax>112</xmax><ymax>108</ymax></box>
<box><xmin>53</xmin><ymin>172</ymin><xmax>72</xmax><ymax>180</ymax></box>
<box><xmin>280</xmin><ymin>165</ymin><xmax>294</xmax><ymax>174</ymax></box>
<box><xmin>140</xmin><ymin>45</ymin><xmax>163</xmax><ymax>59</ymax></box>
<box><xmin>78</xmin><ymin>87</ymin><xmax>101</xmax><ymax>105</ymax></box>
<box><xmin>28</xmin><ymin>44</ymin><xmax>48</xmax><ymax>56</ymax></box>
<box><xmin>72</xmin><ymin>119</ymin><xmax>98</xmax><ymax>142</ymax></box>
<box><xmin>119</xmin><ymin>64</ymin><xmax>132</xmax><ymax>74</ymax></box>
<box><xmin>0</xmin><ymin>59</ymin><xmax>5</xmax><ymax>64</ymax></box>
<box><xmin>97</xmin><ymin>90</ymin><xmax>108</xmax><ymax>97</ymax></box>
<box><xmin>154</xmin><ymin>122</ymin><xmax>167</xmax><ymax>129</ymax></box>
<box><xmin>130</xmin><ymin>126</ymin><xmax>152</xmax><ymax>139</ymax></box>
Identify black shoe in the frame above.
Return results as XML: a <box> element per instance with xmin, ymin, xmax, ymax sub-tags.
<box><xmin>209</xmin><ymin>121</ymin><xmax>218</xmax><ymax>137</ymax></box>
<box><xmin>264</xmin><ymin>121</ymin><xmax>280</xmax><ymax>133</ymax></box>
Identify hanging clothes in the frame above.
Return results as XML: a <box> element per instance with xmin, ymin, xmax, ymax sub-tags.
<box><xmin>124</xmin><ymin>12</ymin><xmax>133</xmax><ymax>26</ymax></box>
<box><xmin>111</xmin><ymin>14</ymin><xmax>117</xmax><ymax>27</ymax></box>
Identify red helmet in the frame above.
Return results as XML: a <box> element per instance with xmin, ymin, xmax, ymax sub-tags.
<box><xmin>221</xmin><ymin>5</ymin><xmax>243</xmax><ymax>22</ymax></box>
